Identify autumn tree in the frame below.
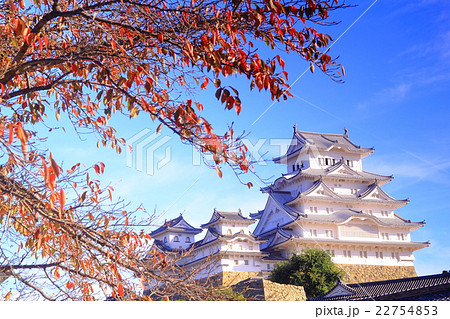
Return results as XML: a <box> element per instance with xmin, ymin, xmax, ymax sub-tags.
<box><xmin>268</xmin><ymin>249</ymin><xmax>345</xmax><ymax>297</ymax></box>
<box><xmin>0</xmin><ymin>0</ymin><xmax>346</xmax><ymax>300</ymax></box>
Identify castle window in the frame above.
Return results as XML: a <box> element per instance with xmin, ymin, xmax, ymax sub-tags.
<box><xmin>234</xmin><ymin>260</ymin><xmax>239</xmax><ymax>265</ymax></box>
<box><xmin>173</xmin><ymin>236</ymin><xmax>180</xmax><ymax>242</ymax></box>
<box><xmin>376</xmin><ymin>252</ymin><xmax>384</xmax><ymax>259</ymax></box>
<box><xmin>227</xmin><ymin>229</ymin><xmax>232</xmax><ymax>235</ymax></box>
<box><xmin>344</xmin><ymin>250</ymin><xmax>351</xmax><ymax>258</ymax></box>
<box><xmin>185</xmin><ymin>237</ymin><xmax>191</xmax><ymax>243</ymax></box>
<box><xmin>310</xmin><ymin>229</ymin><xmax>317</xmax><ymax>237</ymax></box>
<box><xmin>310</xmin><ymin>207</ymin><xmax>318</xmax><ymax>213</ymax></box>
<box><xmin>267</xmin><ymin>264</ymin><xmax>271</xmax><ymax>270</ymax></box>
<box><xmin>164</xmin><ymin>237</ymin><xmax>167</xmax><ymax>243</ymax></box>
<box><xmin>244</xmin><ymin>260</ymin><xmax>249</xmax><ymax>265</ymax></box>
<box><xmin>326</xmin><ymin>207</ymin><xmax>334</xmax><ymax>214</ymax></box>
<box><xmin>382</xmin><ymin>233</ymin><xmax>389</xmax><ymax>240</ymax></box>
<box><xmin>359</xmin><ymin>251</ymin><xmax>368</xmax><ymax>258</ymax></box>
<box><xmin>397</xmin><ymin>233</ymin><xmax>405</xmax><ymax>240</ymax></box>
<box><xmin>325</xmin><ymin>230</ymin><xmax>333</xmax><ymax>238</ymax></box>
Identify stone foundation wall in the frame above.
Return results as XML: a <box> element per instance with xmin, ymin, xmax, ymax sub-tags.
<box><xmin>338</xmin><ymin>264</ymin><xmax>417</xmax><ymax>283</ymax></box>
<box><xmin>232</xmin><ymin>277</ymin><xmax>307</xmax><ymax>301</ymax></box>
<box><xmin>221</xmin><ymin>271</ymin><xmax>262</xmax><ymax>286</ymax></box>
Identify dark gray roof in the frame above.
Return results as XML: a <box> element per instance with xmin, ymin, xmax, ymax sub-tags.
<box><xmin>201</xmin><ymin>209</ymin><xmax>255</xmax><ymax>228</ymax></box>
<box><xmin>302</xmin><ymin>209</ymin><xmax>425</xmax><ymax>228</ymax></box>
<box><xmin>249</xmin><ymin>210</ymin><xmax>264</xmax><ymax>219</ymax></box>
<box><xmin>310</xmin><ymin>272</ymin><xmax>450</xmax><ymax>301</ymax></box>
<box><xmin>150</xmin><ymin>214</ymin><xmax>202</xmax><ymax>236</ymax></box>
<box><xmin>268</xmin><ymin>162</ymin><xmax>393</xmax><ymax>192</ymax></box>
<box><xmin>274</xmin><ymin>129</ymin><xmax>374</xmax><ymax>162</ymax></box>
<box><xmin>286</xmin><ymin>179</ymin><xmax>409</xmax><ymax>207</ymax></box>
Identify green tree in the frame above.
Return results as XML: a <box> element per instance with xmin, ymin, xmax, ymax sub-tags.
<box><xmin>268</xmin><ymin>248</ymin><xmax>344</xmax><ymax>297</ymax></box>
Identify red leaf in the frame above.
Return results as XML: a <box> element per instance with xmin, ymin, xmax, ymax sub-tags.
<box><xmin>117</xmin><ymin>283</ymin><xmax>124</xmax><ymax>297</ymax></box>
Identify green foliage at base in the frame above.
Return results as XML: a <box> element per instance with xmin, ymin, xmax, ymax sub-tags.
<box><xmin>211</xmin><ymin>286</ymin><xmax>246</xmax><ymax>301</ymax></box>
<box><xmin>268</xmin><ymin>248</ymin><xmax>344</xmax><ymax>297</ymax></box>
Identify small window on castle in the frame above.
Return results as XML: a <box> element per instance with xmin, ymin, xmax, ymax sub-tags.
<box><xmin>359</xmin><ymin>251</ymin><xmax>368</xmax><ymax>258</ymax></box>
<box><xmin>267</xmin><ymin>264</ymin><xmax>271</xmax><ymax>270</ymax></box>
<box><xmin>164</xmin><ymin>237</ymin><xmax>167</xmax><ymax>243</ymax></box>
<box><xmin>185</xmin><ymin>237</ymin><xmax>191</xmax><ymax>243</ymax></box>
<box><xmin>325</xmin><ymin>230</ymin><xmax>333</xmax><ymax>238</ymax></box>
<box><xmin>344</xmin><ymin>250</ymin><xmax>351</xmax><ymax>258</ymax></box>
<box><xmin>310</xmin><ymin>229</ymin><xmax>317</xmax><ymax>237</ymax></box>
<box><xmin>234</xmin><ymin>260</ymin><xmax>239</xmax><ymax>265</ymax></box>
<box><xmin>244</xmin><ymin>260</ymin><xmax>249</xmax><ymax>265</ymax></box>
<box><xmin>227</xmin><ymin>229</ymin><xmax>232</xmax><ymax>235</ymax></box>
<box><xmin>173</xmin><ymin>236</ymin><xmax>180</xmax><ymax>242</ymax></box>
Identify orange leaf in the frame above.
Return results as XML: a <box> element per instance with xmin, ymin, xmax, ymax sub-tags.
<box><xmin>216</xmin><ymin>166</ymin><xmax>222</xmax><ymax>178</ymax></box>
<box><xmin>54</xmin><ymin>267</ymin><xmax>60</xmax><ymax>280</ymax></box>
<box><xmin>156</xmin><ymin>123</ymin><xmax>163</xmax><ymax>134</ymax></box>
<box><xmin>117</xmin><ymin>283</ymin><xmax>124</xmax><ymax>297</ymax></box>
<box><xmin>59</xmin><ymin>188</ymin><xmax>66</xmax><ymax>212</ymax></box>
<box><xmin>4</xmin><ymin>291</ymin><xmax>12</xmax><ymax>301</ymax></box>
<box><xmin>7</xmin><ymin>123</ymin><xmax>13</xmax><ymax>145</ymax></box>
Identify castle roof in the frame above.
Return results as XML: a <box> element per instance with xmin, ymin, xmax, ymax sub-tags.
<box><xmin>310</xmin><ymin>272</ymin><xmax>450</xmax><ymax>301</ymax></box>
<box><xmin>150</xmin><ymin>214</ymin><xmax>202</xmax><ymax>237</ymax></box>
<box><xmin>285</xmin><ymin>178</ymin><xmax>409</xmax><ymax>208</ymax></box>
<box><xmin>274</xmin><ymin>128</ymin><xmax>374</xmax><ymax>163</ymax></box>
<box><xmin>201</xmin><ymin>209</ymin><xmax>256</xmax><ymax>228</ymax></box>
<box><xmin>259</xmin><ymin>227</ymin><xmax>429</xmax><ymax>252</ymax></box>
<box><xmin>265</xmin><ymin>161</ymin><xmax>393</xmax><ymax>192</ymax></box>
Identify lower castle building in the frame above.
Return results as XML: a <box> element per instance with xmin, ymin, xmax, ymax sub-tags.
<box><xmin>150</xmin><ymin>127</ymin><xmax>430</xmax><ymax>285</ymax></box>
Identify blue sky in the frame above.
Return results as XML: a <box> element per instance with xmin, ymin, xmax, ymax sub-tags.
<box><xmin>41</xmin><ymin>0</ymin><xmax>450</xmax><ymax>277</ymax></box>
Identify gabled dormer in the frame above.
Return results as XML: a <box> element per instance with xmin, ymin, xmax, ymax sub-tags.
<box><xmin>201</xmin><ymin>209</ymin><xmax>256</xmax><ymax>236</ymax></box>
<box><xmin>150</xmin><ymin>214</ymin><xmax>202</xmax><ymax>250</ymax></box>
<box><xmin>273</xmin><ymin>126</ymin><xmax>374</xmax><ymax>173</ymax></box>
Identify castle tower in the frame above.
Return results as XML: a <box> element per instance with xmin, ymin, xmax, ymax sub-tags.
<box><xmin>251</xmin><ymin>127</ymin><xmax>429</xmax><ymax>282</ymax></box>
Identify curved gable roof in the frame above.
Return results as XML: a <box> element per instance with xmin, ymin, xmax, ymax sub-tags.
<box><xmin>150</xmin><ymin>214</ymin><xmax>202</xmax><ymax>237</ymax></box>
<box><xmin>201</xmin><ymin>209</ymin><xmax>255</xmax><ymax>228</ymax></box>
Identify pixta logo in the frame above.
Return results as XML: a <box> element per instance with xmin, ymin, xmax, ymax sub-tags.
<box><xmin>126</xmin><ymin>128</ymin><xmax>172</xmax><ymax>175</ymax></box>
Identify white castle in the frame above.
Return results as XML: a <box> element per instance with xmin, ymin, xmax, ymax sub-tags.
<box><xmin>150</xmin><ymin>127</ymin><xmax>429</xmax><ymax>285</ymax></box>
